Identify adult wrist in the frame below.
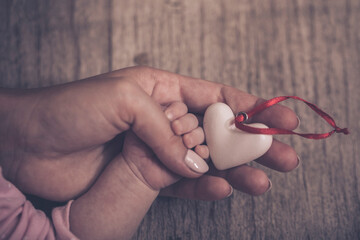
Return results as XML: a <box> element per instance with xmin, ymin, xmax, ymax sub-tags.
<box><xmin>0</xmin><ymin>89</ymin><xmax>23</xmax><ymax>172</ymax></box>
<box><xmin>0</xmin><ymin>88</ymin><xmax>21</xmax><ymax>128</ymax></box>
<box><xmin>0</xmin><ymin>88</ymin><xmax>40</xmax><ymax>179</ymax></box>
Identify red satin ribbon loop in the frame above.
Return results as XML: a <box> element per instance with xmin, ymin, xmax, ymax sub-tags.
<box><xmin>235</xmin><ymin>96</ymin><xmax>349</xmax><ymax>139</ymax></box>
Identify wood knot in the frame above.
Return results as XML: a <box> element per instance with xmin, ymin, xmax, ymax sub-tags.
<box><xmin>133</xmin><ymin>53</ymin><xmax>149</xmax><ymax>65</ymax></box>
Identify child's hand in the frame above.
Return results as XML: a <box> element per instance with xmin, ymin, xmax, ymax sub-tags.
<box><xmin>69</xmin><ymin>101</ymin><xmax>210</xmax><ymax>239</ymax></box>
<box><xmin>121</xmin><ymin>102</ymin><xmax>209</xmax><ymax>190</ymax></box>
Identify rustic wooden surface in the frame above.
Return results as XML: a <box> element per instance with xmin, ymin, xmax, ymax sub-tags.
<box><xmin>1</xmin><ymin>0</ymin><xmax>359</xmax><ymax>239</ymax></box>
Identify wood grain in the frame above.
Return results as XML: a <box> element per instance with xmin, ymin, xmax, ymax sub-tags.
<box><xmin>0</xmin><ymin>0</ymin><xmax>359</xmax><ymax>239</ymax></box>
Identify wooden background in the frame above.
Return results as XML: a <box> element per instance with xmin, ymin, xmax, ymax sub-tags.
<box><xmin>1</xmin><ymin>0</ymin><xmax>359</xmax><ymax>239</ymax></box>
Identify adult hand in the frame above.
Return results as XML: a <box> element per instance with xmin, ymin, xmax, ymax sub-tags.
<box><xmin>0</xmin><ymin>68</ymin><xmax>208</xmax><ymax>201</ymax></box>
<box><xmin>0</xmin><ymin>66</ymin><xmax>299</xmax><ymax>201</ymax></box>
<box><xmin>95</xmin><ymin>67</ymin><xmax>299</xmax><ymax>199</ymax></box>
<box><xmin>115</xmin><ymin>67</ymin><xmax>300</xmax><ymax>199</ymax></box>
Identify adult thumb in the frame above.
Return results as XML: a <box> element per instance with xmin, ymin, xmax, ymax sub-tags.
<box><xmin>123</xmin><ymin>81</ymin><xmax>209</xmax><ymax>178</ymax></box>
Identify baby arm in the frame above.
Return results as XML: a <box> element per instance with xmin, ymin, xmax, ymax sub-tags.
<box><xmin>0</xmin><ymin>167</ymin><xmax>78</xmax><ymax>239</ymax></box>
<box><xmin>69</xmin><ymin>102</ymin><xmax>207</xmax><ymax>240</ymax></box>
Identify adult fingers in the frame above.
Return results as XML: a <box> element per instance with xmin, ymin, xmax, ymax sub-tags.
<box><xmin>150</xmin><ymin>71</ymin><xmax>299</xmax><ymax>174</ymax></box>
<box><xmin>224</xmin><ymin>165</ymin><xmax>272</xmax><ymax>196</ymax></box>
<box><xmin>121</xmin><ymin>81</ymin><xmax>209</xmax><ymax>178</ymax></box>
<box><xmin>150</xmin><ymin>69</ymin><xmax>299</xmax><ymax>130</ymax></box>
<box><xmin>159</xmin><ymin>175</ymin><xmax>232</xmax><ymax>201</ymax></box>
<box><xmin>103</xmin><ymin>68</ymin><xmax>299</xmax><ymax>175</ymax></box>
<box><xmin>178</xmin><ymin>74</ymin><xmax>299</xmax><ymax>130</ymax></box>
<box><xmin>221</xmin><ymin>88</ymin><xmax>299</xmax><ymax>130</ymax></box>
<box><xmin>206</xmin><ymin>161</ymin><xmax>271</xmax><ymax>196</ymax></box>
<box><xmin>160</xmin><ymin>163</ymin><xmax>272</xmax><ymax>199</ymax></box>
<box><xmin>248</xmin><ymin>99</ymin><xmax>300</xmax><ymax>130</ymax></box>
<box><xmin>104</xmin><ymin>67</ymin><xmax>299</xmax><ymax>130</ymax></box>
<box><xmin>255</xmin><ymin>139</ymin><xmax>300</xmax><ymax>172</ymax></box>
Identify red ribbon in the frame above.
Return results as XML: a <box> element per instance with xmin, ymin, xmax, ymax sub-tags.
<box><xmin>235</xmin><ymin>96</ymin><xmax>349</xmax><ymax>139</ymax></box>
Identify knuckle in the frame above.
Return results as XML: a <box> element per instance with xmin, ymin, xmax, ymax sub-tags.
<box><xmin>116</xmin><ymin>80</ymin><xmax>139</xmax><ymax>98</ymax></box>
<box><xmin>166</xmin><ymin>101</ymin><xmax>188</xmax><ymax>121</ymax></box>
<box><xmin>195</xmin><ymin>127</ymin><xmax>205</xmax><ymax>138</ymax></box>
<box><xmin>171</xmin><ymin>120</ymin><xmax>182</xmax><ymax>135</ymax></box>
<box><xmin>186</xmin><ymin>114</ymin><xmax>198</xmax><ymax>127</ymax></box>
<box><xmin>183</xmin><ymin>134</ymin><xmax>193</xmax><ymax>148</ymax></box>
<box><xmin>250</xmin><ymin>172</ymin><xmax>270</xmax><ymax>195</ymax></box>
<box><xmin>116</xmin><ymin>80</ymin><xmax>142</xmax><ymax>110</ymax></box>
<box><xmin>134</xmin><ymin>66</ymin><xmax>159</xmax><ymax>83</ymax></box>
<box><xmin>177</xmin><ymin>102</ymin><xmax>188</xmax><ymax>113</ymax></box>
<box><xmin>281</xmin><ymin>149</ymin><xmax>298</xmax><ymax>172</ymax></box>
<box><xmin>134</xmin><ymin>65</ymin><xmax>156</xmax><ymax>73</ymax></box>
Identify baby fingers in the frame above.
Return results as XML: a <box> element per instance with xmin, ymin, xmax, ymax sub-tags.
<box><xmin>164</xmin><ymin>101</ymin><xmax>209</xmax><ymax>164</ymax></box>
<box><xmin>164</xmin><ymin>101</ymin><xmax>188</xmax><ymax>121</ymax></box>
<box><xmin>171</xmin><ymin>114</ymin><xmax>199</xmax><ymax>135</ymax></box>
<box><xmin>183</xmin><ymin>127</ymin><xmax>205</xmax><ymax>148</ymax></box>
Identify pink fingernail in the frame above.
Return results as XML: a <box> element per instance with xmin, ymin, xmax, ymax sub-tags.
<box><xmin>296</xmin><ymin>116</ymin><xmax>301</xmax><ymax>129</ymax></box>
<box><xmin>226</xmin><ymin>186</ymin><xmax>234</xmax><ymax>198</ymax></box>
<box><xmin>185</xmin><ymin>150</ymin><xmax>209</xmax><ymax>173</ymax></box>
<box><xmin>265</xmin><ymin>180</ymin><xmax>272</xmax><ymax>193</ymax></box>
<box><xmin>294</xmin><ymin>155</ymin><xmax>302</xmax><ymax>170</ymax></box>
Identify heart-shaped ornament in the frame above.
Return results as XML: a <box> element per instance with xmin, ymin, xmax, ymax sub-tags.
<box><xmin>204</xmin><ymin>103</ymin><xmax>273</xmax><ymax>170</ymax></box>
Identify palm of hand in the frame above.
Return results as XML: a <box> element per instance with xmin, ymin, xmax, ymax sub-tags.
<box><xmin>4</xmin><ymin>73</ymin><xmax>201</xmax><ymax>200</ymax></box>
<box><xmin>6</xmin><ymin>81</ymin><xmax>130</xmax><ymax>201</ymax></box>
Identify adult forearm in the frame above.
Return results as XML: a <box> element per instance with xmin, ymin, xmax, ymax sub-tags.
<box><xmin>69</xmin><ymin>156</ymin><xmax>159</xmax><ymax>240</ymax></box>
<box><xmin>0</xmin><ymin>89</ymin><xmax>23</xmax><ymax>175</ymax></box>
<box><xmin>0</xmin><ymin>89</ymin><xmax>20</xmax><ymax>135</ymax></box>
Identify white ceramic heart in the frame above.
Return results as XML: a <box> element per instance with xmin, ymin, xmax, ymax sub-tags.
<box><xmin>203</xmin><ymin>103</ymin><xmax>273</xmax><ymax>170</ymax></box>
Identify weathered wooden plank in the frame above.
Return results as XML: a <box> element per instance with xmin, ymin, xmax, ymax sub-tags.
<box><xmin>0</xmin><ymin>0</ymin><xmax>359</xmax><ymax>239</ymax></box>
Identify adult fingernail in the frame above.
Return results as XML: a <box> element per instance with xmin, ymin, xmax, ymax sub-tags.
<box><xmin>226</xmin><ymin>186</ymin><xmax>234</xmax><ymax>198</ymax></box>
<box><xmin>295</xmin><ymin>155</ymin><xmax>301</xmax><ymax>170</ymax></box>
<box><xmin>265</xmin><ymin>180</ymin><xmax>272</xmax><ymax>193</ymax></box>
<box><xmin>185</xmin><ymin>150</ymin><xmax>209</xmax><ymax>173</ymax></box>
<box><xmin>296</xmin><ymin>116</ymin><xmax>301</xmax><ymax>129</ymax></box>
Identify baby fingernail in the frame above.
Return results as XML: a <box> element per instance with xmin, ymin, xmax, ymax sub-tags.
<box><xmin>165</xmin><ymin>111</ymin><xmax>173</xmax><ymax>121</ymax></box>
<box><xmin>185</xmin><ymin>150</ymin><xmax>209</xmax><ymax>173</ymax></box>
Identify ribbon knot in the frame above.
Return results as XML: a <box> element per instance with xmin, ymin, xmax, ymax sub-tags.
<box><xmin>335</xmin><ymin>127</ymin><xmax>349</xmax><ymax>135</ymax></box>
